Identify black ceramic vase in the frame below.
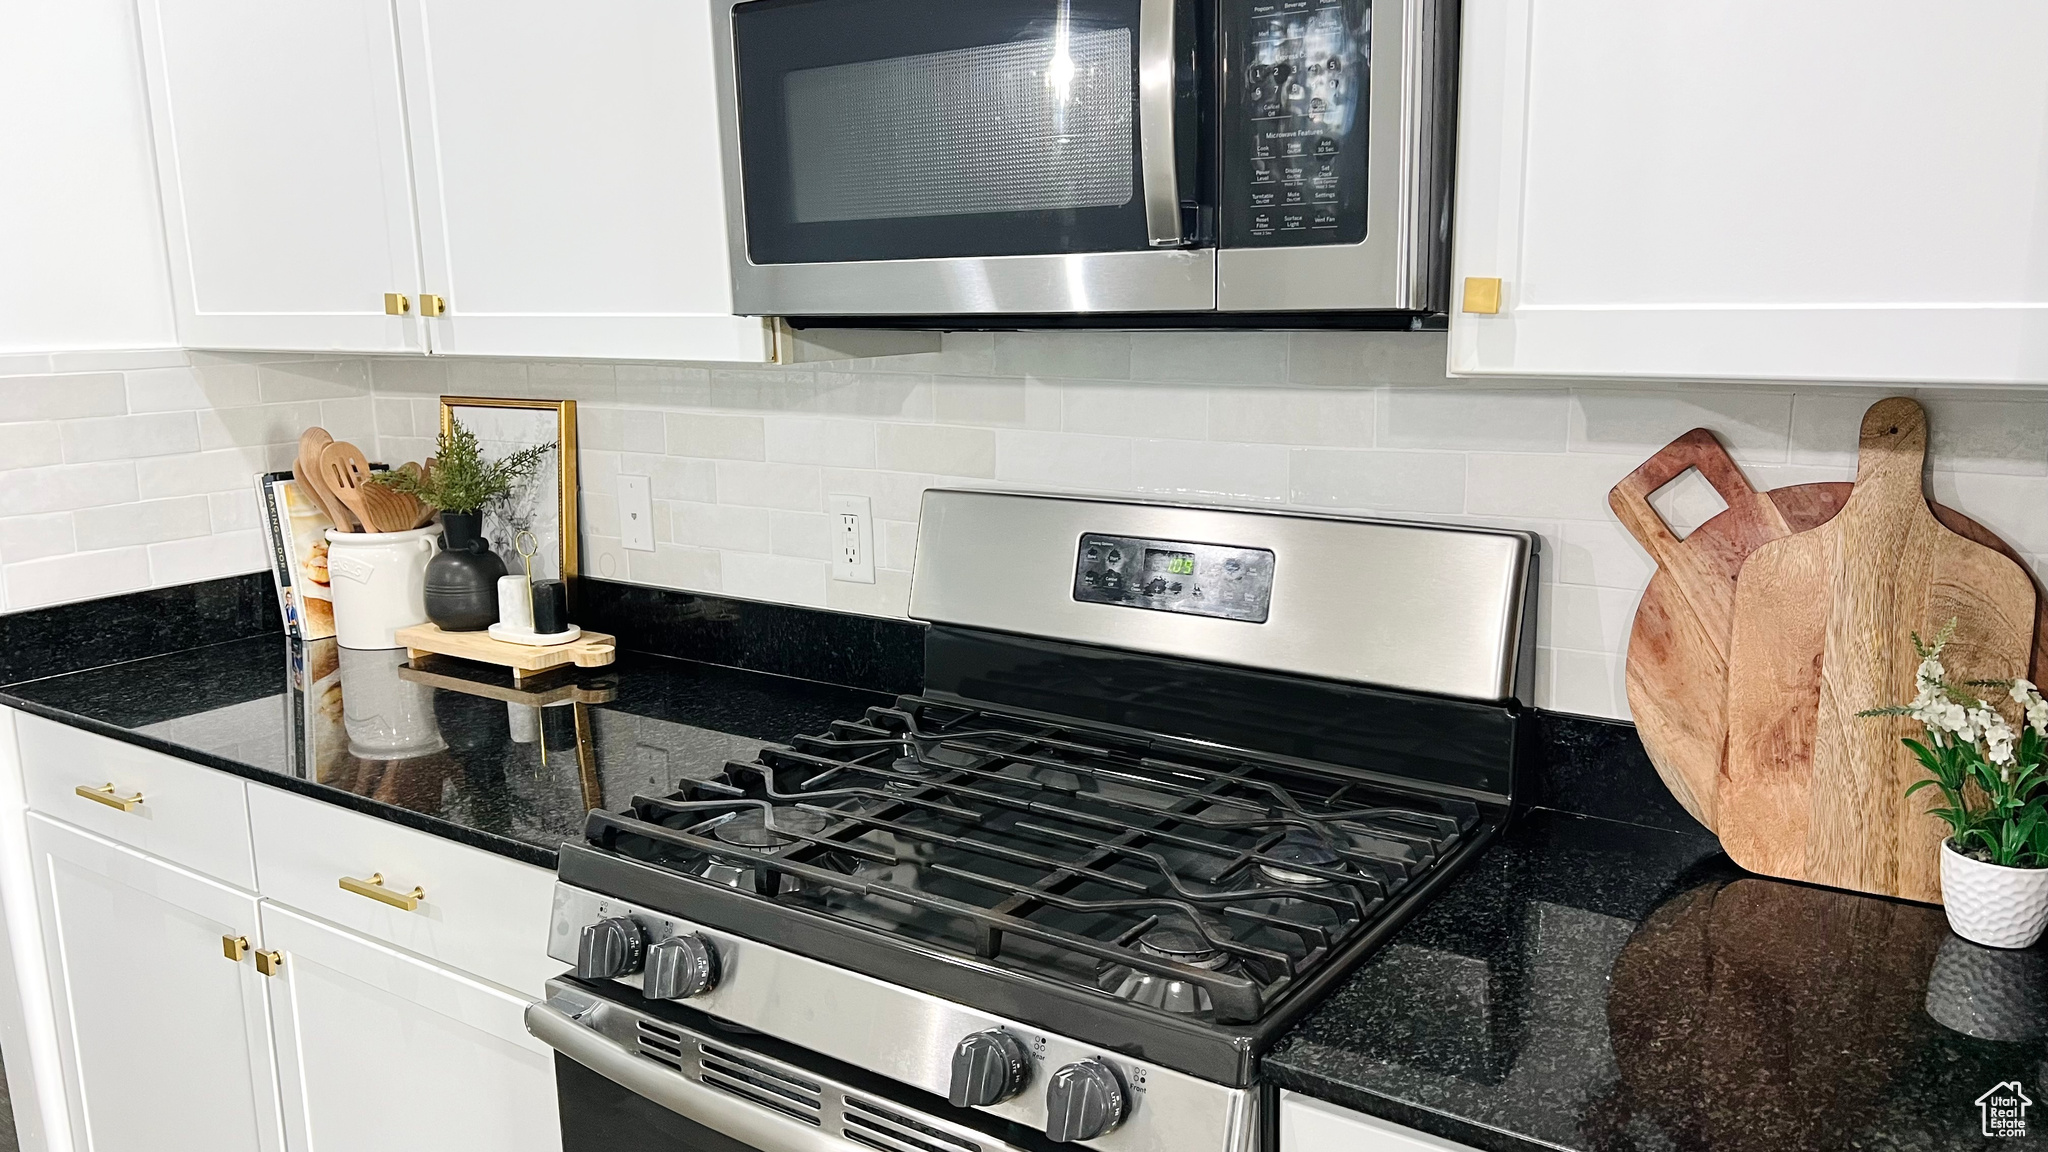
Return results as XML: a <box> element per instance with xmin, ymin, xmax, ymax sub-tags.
<box><xmin>423</xmin><ymin>511</ymin><xmax>505</xmax><ymax>631</ymax></box>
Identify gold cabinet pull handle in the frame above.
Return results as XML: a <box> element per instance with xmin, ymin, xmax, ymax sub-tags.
<box><xmin>384</xmin><ymin>292</ymin><xmax>411</xmax><ymax>315</ymax></box>
<box><xmin>420</xmin><ymin>293</ymin><xmax>446</xmax><ymax>316</ymax></box>
<box><xmin>339</xmin><ymin>872</ymin><xmax>424</xmax><ymax>911</ymax></box>
<box><xmin>255</xmin><ymin>950</ymin><xmax>283</xmax><ymax>977</ymax></box>
<box><xmin>75</xmin><ymin>783</ymin><xmax>143</xmax><ymax>812</ymax></box>
<box><xmin>223</xmin><ymin>935</ymin><xmax>248</xmax><ymax>961</ymax></box>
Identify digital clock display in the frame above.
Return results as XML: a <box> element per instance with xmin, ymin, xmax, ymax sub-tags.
<box><xmin>1148</xmin><ymin>550</ymin><xmax>1197</xmax><ymax>577</ymax></box>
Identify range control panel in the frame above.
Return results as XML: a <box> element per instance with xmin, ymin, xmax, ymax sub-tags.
<box><xmin>1071</xmin><ymin>535</ymin><xmax>1276</xmax><ymax>623</ymax></box>
<box><xmin>1221</xmin><ymin>0</ymin><xmax>1371</xmax><ymax>248</ymax></box>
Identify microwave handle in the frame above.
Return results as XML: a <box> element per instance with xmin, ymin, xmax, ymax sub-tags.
<box><xmin>1137</xmin><ymin>0</ymin><xmax>1182</xmax><ymax>247</ymax></box>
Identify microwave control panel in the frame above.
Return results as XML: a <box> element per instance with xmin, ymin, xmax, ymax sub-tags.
<box><xmin>1220</xmin><ymin>0</ymin><xmax>1370</xmax><ymax>248</ymax></box>
<box><xmin>1072</xmin><ymin>534</ymin><xmax>1276</xmax><ymax>623</ymax></box>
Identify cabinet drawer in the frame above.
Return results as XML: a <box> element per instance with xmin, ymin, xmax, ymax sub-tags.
<box><xmin>17</xmin><ymin>714</ymin><xmax>256</xmax><ymax>889</ymax></box>
<box><xmin>248</xmin><ymin>783</ymin><xmax>558</xmax><ymax>996</ymax></box>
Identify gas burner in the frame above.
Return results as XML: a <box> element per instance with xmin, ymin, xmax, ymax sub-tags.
<box><xmin>712</xmin><ymin>807</ymin><xmax>829</xmax><ymax>849</ymax></box>
<box><xmin>1256</xmin><ymin>830</ymin><xmax>1347</xmax><ymax>887</ymax></box>
<box><xmin>889</xmin><ymin>739</ymin><xmax>981</xmax><ymax>778</ymax></box>
<box><xmin>1098</xmin><ymin>925</ymin><xmax>1236</xmax><ymax>1015</ymax></box>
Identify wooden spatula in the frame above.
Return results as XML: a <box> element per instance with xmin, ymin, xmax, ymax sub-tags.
<box><xmin>1721</xmin><ymin>397</ymin><xmax>2036</xmax><ymax>902</ymax></box>
<box><xmin>317</xmin><ymin>441</ymin><xmax>388</xmax><ymax>531</ymax></box>
<box><xmin>295</xmin><ymin>427</ymin><xmax>357</xmax><ymax>531</ymax></box>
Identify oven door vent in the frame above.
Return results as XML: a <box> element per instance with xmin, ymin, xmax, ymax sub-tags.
<box><xmin>844</xmin><ymin>1097</ymin><xmax>982</xmax><ymax>1152</ymax></box>
<box><xmin>698</xmin><ymin>1040</ymin><xmax>825</xmax><ymax>1126</ymax></box>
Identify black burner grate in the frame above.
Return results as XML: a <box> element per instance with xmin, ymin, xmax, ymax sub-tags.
<box><xmin>585</xmin><ymin>696</ymin><xmax>1477</xmax><ymax>1024</ymax></box>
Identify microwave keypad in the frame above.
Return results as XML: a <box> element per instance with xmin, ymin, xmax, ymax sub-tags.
<box><xmin>1224</xmin><ymin>0</ymin><xmax>1369</xmax><ymax>248</ymax></box>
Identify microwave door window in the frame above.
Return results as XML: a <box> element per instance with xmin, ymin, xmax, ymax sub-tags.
<box><xmin>735</xmin><ymin>0</ymin><xmax>1158</xmax><ymax>263</ymax></box>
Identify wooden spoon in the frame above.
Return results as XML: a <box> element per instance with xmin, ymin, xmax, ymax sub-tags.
<box><xmin>364</xmin><ymin>477</ymin><xmax>427</xmax><ymax>533</ymax></box>
<box><xmin>295</xmin><ymin>427</ymin><xmax>358</xmax><ymax>530</ymax></box>
<box><xmin>318</xmin><ymin>441</ymin><xmax>390</xmax><ymax>531</ymax></box>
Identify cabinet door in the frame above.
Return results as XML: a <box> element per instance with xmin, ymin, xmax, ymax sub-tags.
<box><xmin>262</xmin><ymin>901</ymin><xmax>561</xmax><ymax>1152</ymax></box>
<box><xmin>136</xmin><ymin>0</ymin><xmax>425</xmax><ymax>353</ymax></box>
<box><xmin>395</xmin><ymin>0</ymin><xmax>771</xmax><ymax>362</ymax></box>
<box><xmin>28</xmin><ymin>813</ymin><xmax>283</xmax><ymax>1152</ymax></box>
<box><xmin>1450</xmin><ymin>1</ymin><xmax>2048</xmax><ymax>385</ymax></box>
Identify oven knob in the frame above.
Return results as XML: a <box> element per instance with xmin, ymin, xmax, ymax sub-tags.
<box><xmin>644</xmin><ymin>933</ymin><xmax>719</xmax><ymax>999</ymax></box>
<box><xmin>948</xmin><ymin>1029</ymin><xmax>1029</xmax><ymax>1108</ymax></box>
<box><xmin>1044</xmin><ymin>1059</ymin><xmax>1126</xmax><ymax>1142</ymax></box>
<box><xmin>574</xmin><ymin>917</ymin><xmax>645</xmax><ymax>980</ymax></box>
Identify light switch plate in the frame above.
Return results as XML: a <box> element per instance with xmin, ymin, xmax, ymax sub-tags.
<box><xmin>619</xmin><ymin>475</ymin><xmax>655</xmax><ymax>552</ymax></box>
<box><xmin>829</xmin><ymin>494</ymin><xmax>874</xmax><ymax>583</ymax></box>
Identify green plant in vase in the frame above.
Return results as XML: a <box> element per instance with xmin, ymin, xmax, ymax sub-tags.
<box><xmin>1861</xmin><ymin>620</ymin><xmax>2048</xmax><ymax>947</ymax></box>
<box><xmin>375</xmin><ymin>418</ymin><xmax>551</xmax><ymax>631</ymax></box>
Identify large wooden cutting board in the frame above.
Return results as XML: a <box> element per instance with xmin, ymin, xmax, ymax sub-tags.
<box><xmin>1721</xmin><ymin>398</ymin><xmax>2037</xmax><ymax>903</ymax></box>
<box><xmin>1616</xmin><ymin>431</ymin><xmax>2048</xmax><ymax>832</ymax></box>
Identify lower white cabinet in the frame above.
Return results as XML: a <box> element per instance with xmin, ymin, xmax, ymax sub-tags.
<box><xmin>28</xmin><ymin>813</ymin><xmax>284</xmax><ymax>1152</ymax></box>
<box><xmin>263</xmin><ymin>902</ymin><xmax>561</xmax><ymax>1152</ymax></box>
<box><xmin>1280</xmin><ymin>1091</ymin><xmax>1479</xmax><ymax>1152</ymax></box>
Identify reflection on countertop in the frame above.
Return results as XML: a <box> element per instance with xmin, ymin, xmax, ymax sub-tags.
<box><xmin>1265</xmin><ymin>810</ymin><xmax>2048</xmax><ymax>1152</ymax></box>
<box><xmin>0</xmin><ymin>634</ymin><xmax>893</xmax><ymax>867</ymax></box>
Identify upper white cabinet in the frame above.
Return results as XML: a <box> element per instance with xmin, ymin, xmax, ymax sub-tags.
<box><xmin>137</xmin><ymin>0</ymin><xmax>771</xmax><ymax>361</ymax></box>
<box><xmin>1449</xmin><ymin>1</ymin><xmax>2048</xmax><ymax>385</ymax></box>
<box><xmin>137</xmin><ymin>0</ymin><xmax>425</xmax><ymax>354</ymax></box>
<box><xmin>396</xmin><ymin>0</ymin><xmax>769</xmax><ymax>361</ymax></box>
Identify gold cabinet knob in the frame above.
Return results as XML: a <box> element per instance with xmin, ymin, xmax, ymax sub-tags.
<box><xmin>384</xmin><ymin>292</ymin><xmax>412</xmax><ymax>315</ymax></box>
<box><xmin>255</xmin><ymin>950</ymin><xmax>283</xmax><ymax>977</ymax></box>
<box><xmin>75</xmin><ymin>783</ymin><xmax>143</xmax><ymax>812</ymax></box>
<box><xmin>339</xmin><ymin>872</ymin><xmax>425</xmax><ymax>911</ymax></box>
<box><xmin>420</xmin><ymin>294</ymin><xmax>447</xmax><ymax>317</ymax></box>
<box><xmin>222</xmin><ymin>935</ymin><xmax>248</xmax><ymax>962</ymax></box>
<box><xmin>1461</xmin><ymin>277</ymin><xmax>1503</xmax><ymax>315</ymax></box>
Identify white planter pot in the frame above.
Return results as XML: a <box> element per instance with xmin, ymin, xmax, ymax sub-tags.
<box><xmin>1940</xmin><ymin>840</ymin><xmax>2048</xmax><ymax>950</ymax></box>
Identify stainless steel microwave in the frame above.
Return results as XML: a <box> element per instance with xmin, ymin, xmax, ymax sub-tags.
<box><xmin>710</xmin><ymin>0</ymin><xmax>1457</xmax><ymax>320</ymax></box>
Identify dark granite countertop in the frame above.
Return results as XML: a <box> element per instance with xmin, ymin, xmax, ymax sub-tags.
<box><xmin>0</xmin><ymin>635</ymin><xmax>892</xmax><ymax>869</ymax></box>
<box><xmin>1265</xmin><ymin>809</ymin><xmax>2048</xmax><ymax>1151</ymax></box>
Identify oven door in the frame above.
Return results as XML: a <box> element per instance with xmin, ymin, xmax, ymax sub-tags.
<box><xmin>713</xmin><ymin>0</ymin><xmax>1215</xmax><ymax>316</ymax></box>
<box><xmin>531</xmin><ymin>980</ymin><xmax>1051</xmax><ymax>1152</ymax></box>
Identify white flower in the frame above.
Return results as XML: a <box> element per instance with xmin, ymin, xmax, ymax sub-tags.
<box><xmin>2012</xmin><ymin>679</ymin><xmax>2048</xmax><ymax>738</ymax></box>
<box><xmin>1917</xmin><ymin>656</ymin><xmax>1947</xmax><ymax>694</ymax></box>
<box><xmin>1980</xmin><ymin>709</ymin><xmax>2018</xmax><ymax>765</ymax></box>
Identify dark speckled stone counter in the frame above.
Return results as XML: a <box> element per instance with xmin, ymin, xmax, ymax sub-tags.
<box><xmin>1265</xmin><ymin>810</ymin><xmax>2048</xmax><ymax>1151</ymax></box>
<box><xmin>0</xmin><ymin>635</ymin><xmax>892</xmax><ymax>868</ymax></box>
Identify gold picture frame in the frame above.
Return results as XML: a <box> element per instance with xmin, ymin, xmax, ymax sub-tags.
<box><xmin>439</xmin><ymin>396</ymin><xmax>580</xmax><ymax>585</ymax></box>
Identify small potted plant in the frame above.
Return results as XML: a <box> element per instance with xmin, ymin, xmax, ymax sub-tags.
<box><xmin>374</xmin><ymin>418</ymin><xmax>550</xmax><ymax>631</ymax></box>
<box><xmin>1863</xmin><ymin>621</ymin><xmax>2048</xmax><ymax>948</ymax></box>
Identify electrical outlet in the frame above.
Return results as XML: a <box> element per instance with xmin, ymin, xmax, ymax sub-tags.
<box><xmin>619</xmin><ymin>475</ymin><xmax>655</xmax><ymax>552</ymax></box>
<box><xmin>829</xmin><ymin>494</ymin><xmax>875</xmax><ymax>584</ymax></box>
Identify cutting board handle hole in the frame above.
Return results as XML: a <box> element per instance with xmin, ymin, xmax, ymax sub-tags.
<box><xmin>1646</xmin><ymin>467</ymin><xmax>1731</xmax><ymax>542</ymax></box>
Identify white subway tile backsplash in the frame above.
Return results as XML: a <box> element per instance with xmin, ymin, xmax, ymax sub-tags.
<box><xmin>74</xmin><ymin>496</ymin><xmax>212</xmax><ymax>550</ymax></box>
<box><xmin>1288</xmin><ymin>449</ymin><xmax>1464</xmax><ymax>513</ymax></box>
<box><xmin>0</xmin><ymin>373</ymin><xmax>127</xmax><ymax>421</ymax></box>
<box><xmin>876</xmin><ymin>423</ymin><xmax>997</xmax><ymax>477</ymax></box>
<box><xmin>18</xmin><ymin>334</ymin><xmax>2048</xmax><ymax>724</ymax></box>
<box><xmin>1133</xmin><ymin>439</ymin><xmax>1289</xmax><ymax>503</ymax></box>
<box><xmin>60</xmin><ymin>412</ymin><xmax>200</xmax><ymax>462</ymax></box>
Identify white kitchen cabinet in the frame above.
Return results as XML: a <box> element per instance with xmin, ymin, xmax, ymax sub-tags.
<box><xmin>1279</xmin><ymin>1091</ymin><xmax>1478</xmax><ymax>1151</ymax></box>
<box><xmin>394</xmin><ymin>0</ymin><xmax>771</xmax><ymax>361</ymax></box>
<box><xmin>1449</xmin><ymin>1</ymin><xmax>2048</xmax><ymax>385</ymax></box>
<box><xmin>135</xmin><ymin>0</ymin><xmax>426</xmax><ymax>354</ymax></box>
<box><xmin>28</xmin><ymin>813</ymin><xmax>284</xmax><ymax>1152</ymax></box>
<box><xmin>137</xmin><ymin>0</ymin><xmax>773</xmax><ymax>361</ymax></box>
<box><xmin>262</xmin><ymin>902</ymin><xmax>560</xmax><ymax>1152</ymax></box>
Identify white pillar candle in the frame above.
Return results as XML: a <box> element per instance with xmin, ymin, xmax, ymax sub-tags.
<box><xmin>496</xmin><ymin>575</ymin><xmax>534</xmax><ymax>632</ymax></box>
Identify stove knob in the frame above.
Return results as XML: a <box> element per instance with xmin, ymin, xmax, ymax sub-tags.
<box><xmin>644</xmin><ymin>933</ymin><xmax>719</xmax><ymax>999</ymax></box>
<box><xmin>948</xmin><ymin>1029</ymin><xmax>1029</xmax><ymax>1108</ymax></box>
<box><xmin>1044</xmin><ymin>1059</ymin><xmax>1126</xmax><ymax>1142</ymax></box>
<box><xmin>574</xmin><ymin>917</ymin><xmax>645</xmax><ymax>980</ymax></box>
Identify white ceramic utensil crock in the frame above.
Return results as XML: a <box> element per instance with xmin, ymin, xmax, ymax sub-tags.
<box><xmin>325</xmin><ymin>525</ymin><xmax>442</xmax><ymax>650</ymax></box>
<box><xmin>1940</xmin><ymin>839</ymin><xmax>2048</xmax><ymax>949</ymax></box>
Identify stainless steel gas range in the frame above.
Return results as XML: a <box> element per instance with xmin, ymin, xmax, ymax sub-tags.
<box><xmin>527</xmin><ymin>491</ymin><xmax>1537</xmax><ymax>1152</ymax></box>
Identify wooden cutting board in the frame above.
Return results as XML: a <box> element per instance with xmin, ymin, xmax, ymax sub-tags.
<box><xmin>1615</xmin><ymin>432</ymin><xmax>2048</xmax><ymax>832</ymax></box>
<box><xmin>1721</xmin><ymin>398</ymin><xmax>2036</xmax><ymax>902</ymax></box>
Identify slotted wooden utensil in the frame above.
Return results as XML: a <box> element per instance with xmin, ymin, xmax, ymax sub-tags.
<box><xmin>1721</xmin><ymin>397</ymin><xmax>2036</xmax><ymax>902</ymax></box>
<box><xmin>317</xmin><ymin>440</ymin><xmax>389</xmax><ymax>531</ymax></box>
<box><xmin>295</xmin><ymin>426</ymin><xmax>357</xmax><ymax>531</ymax></box>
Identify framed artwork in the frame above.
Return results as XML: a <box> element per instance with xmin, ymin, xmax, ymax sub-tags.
<box><xmin>439</xmin><ymin>396</ymin><xmax>579</xmax><ymax>584</ymax></box>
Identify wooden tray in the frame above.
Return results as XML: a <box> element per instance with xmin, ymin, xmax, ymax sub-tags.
<box><xmin>395</xmin><ymin>623</ymin><xmax>617</xmax><ymax>682</ymax></box>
